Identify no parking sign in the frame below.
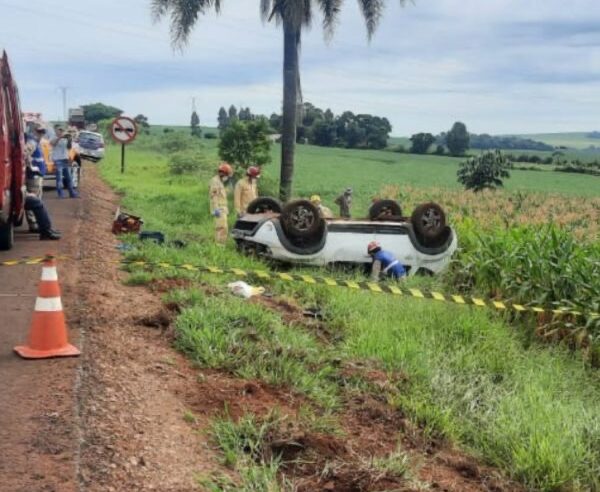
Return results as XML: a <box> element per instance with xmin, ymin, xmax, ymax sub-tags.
<box><xmin>110</xmin><ymin>116</ymin><xmax>138</xmax><ymax>173</ymax></box>
<box><xmin>110</xmin><ymin>116</ymin><xmax>138</xmax><ymax>144</ymax></box>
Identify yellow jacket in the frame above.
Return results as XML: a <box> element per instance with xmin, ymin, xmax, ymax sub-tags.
<box><xmin>234</xmin><ymin>177</ymin><xmax>258</xmax><ymax>215</ymax></box>
<box><xmin>209</xmin><ymin>175</ymin><xmax>228</xmax><ymax>215</ymax></box>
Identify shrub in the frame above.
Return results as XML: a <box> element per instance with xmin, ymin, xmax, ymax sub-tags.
<box><xmin>204</xmin><ymin>132</ymin><xmax>217</xmax><ymax>139</ymax></box>
<box><xmin>457</xmin><ymin>150</ymin><xmax>511</xmax><ymax>192</ymax></box>
<box><xmin>168</xmin><ymin>150</ymin><xmax>211</xmax><ymax>175</ymax></box>
<box><xmin>218</xmin><ymin>119</ymin><xmax>272</xmax><ymax>172</ymax></box>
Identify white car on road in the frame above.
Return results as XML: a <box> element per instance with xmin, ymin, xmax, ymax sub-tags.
<box><xmin>77</xmin><ymin>131</ymin><xmax>105</xmax><ymax>162</ymax></box>
<box><xmin>232</xmin><ymin>198</ymin><xmax>457</xmax><ymax>276</ymax></box>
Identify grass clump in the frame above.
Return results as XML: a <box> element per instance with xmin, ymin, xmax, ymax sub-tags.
<box><xmin>174</xmin><ymin>295</ymin><xmax>339</xmax><ymax>410</ymax></box>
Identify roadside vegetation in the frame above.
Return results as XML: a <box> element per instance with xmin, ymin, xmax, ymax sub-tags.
<box><xmin>99</xmin><ymin>134</ymin><xmax>600</xmax><ymax>490</ymax></box>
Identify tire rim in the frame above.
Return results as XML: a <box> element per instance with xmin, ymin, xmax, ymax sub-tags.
<box><xmin>421</xmin><ymin>207</ymin><xmax>442</xmax><ymax>232</ymax></box>
<box><xmin>290</xmin><ymin>206</ymin><xmax>315</xmax><ymax>231</ymax></box>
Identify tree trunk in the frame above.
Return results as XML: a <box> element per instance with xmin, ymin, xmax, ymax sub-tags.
<box><xmin>280</xmin><ymin>20</ymin><xmax>299</xmax><ymax>202</ymax></box>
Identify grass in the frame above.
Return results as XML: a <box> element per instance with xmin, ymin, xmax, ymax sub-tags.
<box><xmin>99</xmin><ymin>138</ymin><xmax>600</xmax><ymax>491</ymax></box>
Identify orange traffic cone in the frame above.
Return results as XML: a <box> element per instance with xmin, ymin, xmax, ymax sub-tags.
<box><xmin>14</xmin><ymin>256</ymin><xmax>80</xmax><ymax>359</ymax></box>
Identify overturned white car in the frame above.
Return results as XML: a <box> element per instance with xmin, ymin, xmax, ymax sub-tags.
<box><xmin>232</xmin><ymin>198</ymin><xmax>458</xmax><ymax>276</ymax></box>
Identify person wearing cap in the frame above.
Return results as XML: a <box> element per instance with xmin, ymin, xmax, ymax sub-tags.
<box><xmin>335</xmin><ymin>187</ymin><xmax>353</xmax><ymax>219</ymax></box>
<box><xmin>234</xmin><ymin>166</ymin><xmax>261</xmax><ymax>217</ymax></box>
<box><xmin>50</xmin><ymin>125</ymin><xmax>78</xmax><ymax>198</ymax></box>
<box><xmin>367</xmin><ymin>241</ymin><xmax>406</xmax><ymax>281</ymax></box>
<box><xmin>310</xmin><ymin>195</ymin><xmax>334</xmax><ymax>219</ymax></box>
<box><xmin>209</xmin><ymin>162</ymin><xmax>234</xmax><ymax>244</ymax></box>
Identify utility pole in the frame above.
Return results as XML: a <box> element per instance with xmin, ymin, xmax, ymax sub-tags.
<box><xmin>59</xmin><ymin>86</ymin><xmax>68</xmax><ymax>122</ymax></box>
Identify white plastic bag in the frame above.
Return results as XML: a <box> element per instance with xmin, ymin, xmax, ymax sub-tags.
<box><xmin>227</xmin><ymin>281</ymin><xmax>265</xmax><ymax>299</ymax></box>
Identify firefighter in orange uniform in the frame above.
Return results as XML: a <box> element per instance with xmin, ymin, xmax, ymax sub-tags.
<box><xmin>209</xmin><ymin>162</ymin><xmax>234</xmax><ymax>244</ymax></box>
<box><xmin>234</xmin><ymin>166</ymin><xmax>260</xmax><ymax>217</ymax></box>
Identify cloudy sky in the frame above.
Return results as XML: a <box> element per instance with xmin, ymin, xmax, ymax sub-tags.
<box><xmin>1</xmin><ymin>0</ymin><xmax>599</xmax><ymax>135</ymax></box>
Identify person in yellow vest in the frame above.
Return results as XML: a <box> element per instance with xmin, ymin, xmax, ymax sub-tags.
<box><xmin>234</xmin><ymin>166</ymin><xmax>261</xmax><ymax>217</ymax></box>
<box><xmin>209</xmin><ymin>162</ymin><xmax>234</xmax><ymax>244</ymax></box>
<box><xmin>310</xmin><ymin>195</ymin><xmax>334</xmax><ymax>219</ymax></box>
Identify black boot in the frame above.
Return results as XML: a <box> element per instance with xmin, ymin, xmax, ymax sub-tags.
<box><xmin>40</xmin><ymin>230</ymin><xmax>61</xmax><ymax>240</ymax></box>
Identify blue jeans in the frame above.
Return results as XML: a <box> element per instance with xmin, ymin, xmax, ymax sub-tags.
<box><xmin>54</xmin><ymin>159</ymin><xmax>76</xmax><ymax>197</ymax></box>
<box><xmin>25</xmin><ymin>196</ymin><xmax>52</xmax><ymax>233</ymax></box>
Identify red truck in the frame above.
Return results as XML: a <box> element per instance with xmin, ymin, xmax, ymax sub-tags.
<box><xmin>0</xmin><ymin>51</ymin><xmax>25</xmax><ymax>250</ymax></box>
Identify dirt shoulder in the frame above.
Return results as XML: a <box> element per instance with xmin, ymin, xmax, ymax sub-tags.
<box><xmin>0</xmin><ymin>184</ymin><xmax>84</xmax><ymax>492</ymax></box>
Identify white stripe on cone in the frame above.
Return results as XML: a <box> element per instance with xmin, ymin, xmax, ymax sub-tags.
<box><xmin>41</xmin><ymin>266</ymin><xmax>58</xmax><ymax>281</ymax></box>
<box><xmin>35</xmin><ymin>296</ymin><xmax>63</xmax><ymax>312</ymax></box>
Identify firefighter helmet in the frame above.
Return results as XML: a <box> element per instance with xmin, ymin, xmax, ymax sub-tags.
<box><xmin>218</xmin><ymin>162</ymin><xmax>233</xmax><ymax>176</ymax></box>
<box><xmin>367</xmin><ymin>241</ymin><xmax>381</xmax><ymax>254</ymax></box>
<box><xmin>247</xmin><ymin>166</ymin><xmax>261</xmax><ymax>178</ymax></box>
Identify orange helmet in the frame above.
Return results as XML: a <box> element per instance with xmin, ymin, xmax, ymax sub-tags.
<box><xmin>218</xmin><ymin>162</ymin><xmax>233</xmax><ymax>176</ymax></box>
<box><xmin>247</xmin><ymin>166</ymin><xmax>261</xmax><ymax>178</ymax></box>
<box><xmin>367</xmin><ymin>241</ymin><xmax>381</xmax><ymax>254</ymax></box>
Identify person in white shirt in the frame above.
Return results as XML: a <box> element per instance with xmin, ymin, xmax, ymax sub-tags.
<box><xmin>50</xmin><ymin>125</ymin><xmax>78</xmax><ymax>198</ymax></box>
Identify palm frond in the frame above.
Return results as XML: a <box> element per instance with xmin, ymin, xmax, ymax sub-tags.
<box><xmin>260</xmin><ymin>0</ymin><xmax>272</xmax><ymax>22</ymax></box>
<box><xmin>318</xmin><ymin>0</ymin><xmax>343</xmax><ymax>38</ymax></box>
<box><xmin>151</xmin><ymin>0</ymin><xmax>221</xmax><ymax>49</ymax></box>
<box><xmin>357</xmin><ymin>0</ymin><xmax>385</xmax><ymax>39</ymax></box>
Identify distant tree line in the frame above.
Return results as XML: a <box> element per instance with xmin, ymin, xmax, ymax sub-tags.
<box><xmin>218</xmin><ymin>105</ymin><xmax>258</xmax><ymax>130</ymax></box>
<box><xmin>271</xmin><ymin>102</ymin><xmax>392</xmax><ymax>150</ymax></box>
<box><xmin>216</xmin><ymin>102</ymin><xmax>392</xmax><ymax>150</ymax></box>
<box><xmin>586</xmin><ymin>131</ymin><xmax>600</xmax><ymax>139</ymax></box>
<box><xmin>406</xmin><ymin>122</ymin><xmax>470</xmax><ymax>156</ymax></box>
<box><xmin>469</xmin><ymin>134</ymin><xmax>554</xmax><ymax>151</ymax></box>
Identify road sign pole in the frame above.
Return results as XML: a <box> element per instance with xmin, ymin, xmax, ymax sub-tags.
<box><xmin>121</xmin><ymin>143</ymin><xmax>125</xmax><ymax>174</ymax></box>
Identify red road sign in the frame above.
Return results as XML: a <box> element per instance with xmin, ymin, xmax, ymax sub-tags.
<box><xmin>110</xmin><ymin>116</ymin><xmax>138</xmax><ymax>144</ymax></box>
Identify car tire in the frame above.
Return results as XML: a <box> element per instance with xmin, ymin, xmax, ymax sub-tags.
<box><xmin>411</xmin><ymin>202</ymin><xmax>446</xmax><ymax>239</ymax></box>
<box><xmin>369</xmin><ymin>199</ymin><xmax>402</xmax><ymax>220</ymax></box>
<box><xmin>281</xmin><ymin>199</ymin><xmax>323</xmax><ymax>239</ymax></box>
<box><xmin>247</xmin><ymin>196</ymin><xmax>283</xmax><ymax>214</ymax></box>
<box><xmin>0</xmin><ymin>221</ymin><xmax>14</xmax><ymax>251</ymax></box>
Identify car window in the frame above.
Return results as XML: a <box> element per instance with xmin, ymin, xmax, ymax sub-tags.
<box><xmin>79</xmin><ymin>132</ymin><xmax>103</xmax><ymax>145</ymax></box>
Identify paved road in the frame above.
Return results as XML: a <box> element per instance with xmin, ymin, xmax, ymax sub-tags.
<box><xmin>0</xmin><ymin>184</ymin><xmax>84</xmax><ymax>492</ymax></box>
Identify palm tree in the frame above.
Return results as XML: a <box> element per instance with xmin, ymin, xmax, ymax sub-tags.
<box><xmin>152</xmin><ymin>0</ymin><xmax>407</xmax><ymax>201</ymax></box>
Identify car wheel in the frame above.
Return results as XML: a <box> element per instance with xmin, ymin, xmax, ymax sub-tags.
<box><xmin>411</xmin><ymin>202</ymin><xmax>446</xmax><ymax>239</ymax></box>
<box><xmin>0</xmin><ymin>221</ymin><xmax>14</xmax><ymax>251</ymax></box>
<box><xmin>247</xmin><ymin>196</ymin><xmax>283</xmax><ymax>214</ymax></box>
<box><xmin>281</xmin><ymin>199</ymin><xmax>323</xmax><ymax>239</ymax></box>
<box><xmin>369</xmin><ymin>199</ymin><xmax>402</xmax><ymax>220</ymax></box>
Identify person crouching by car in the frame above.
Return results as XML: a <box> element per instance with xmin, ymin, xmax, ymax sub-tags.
<box><xmin>234</xmin><ymin>166</ymin><xmax>260</xmax><ymax>217</ymax></box>
<box><xmin>367</xmin><ymin>241</ymin><xmax>406</xmax><ymax>281</ymax></box>
<box><xmin>51</xmin><ymin>125</ymin><xmax>78</xmax><ymax>198</ymax></box>
<box><xmin>209</xmin><ymin>162</ymin><xmax>234</xmax><ymax>244</ymax></box>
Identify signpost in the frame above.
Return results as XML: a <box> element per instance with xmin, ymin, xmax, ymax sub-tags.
<box><xmin>110</xmin><ymin>116</ymin><xmax>138</xmax><ymax>173</ymax></box>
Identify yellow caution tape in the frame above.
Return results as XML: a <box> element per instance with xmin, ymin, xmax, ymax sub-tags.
<box><xmin>119</xmin><ymin>258</ymin><xmax>599</xmax><ymax>320</ymax></box>
<box><xmin>2</xmin><ymin>254</ymin><xmax>597</xmax><ymax>320</ymax></box>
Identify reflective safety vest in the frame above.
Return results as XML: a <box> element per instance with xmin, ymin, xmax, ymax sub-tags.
<box><xmin>373</xmin><ymin>249</ymin><xmax>406</xmax><ymax>278</ymax></box>
<box><xmin>30</xmin><ymin>140</ymin><xmax>47</xmax><ymax>176</ymax></box>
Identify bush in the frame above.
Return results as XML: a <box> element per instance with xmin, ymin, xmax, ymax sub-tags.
<box><xmin>457</xmin><ymin>150</ymin><xmax>511</xmax><ymax>192</ymax></box>
<box><xmin>168</xmin><ymin>150</ymin><xmax>211</xmax><ymax>175</ymax></box>
<box><xmin>204</xmin><ymin>132</ymin><xmax>217</xmax><ymax>139</ymax></box>
<box><xmin>218</xmin><ymin>119</ymin><xmax>272</xmax><ymax>172</ymax></box>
